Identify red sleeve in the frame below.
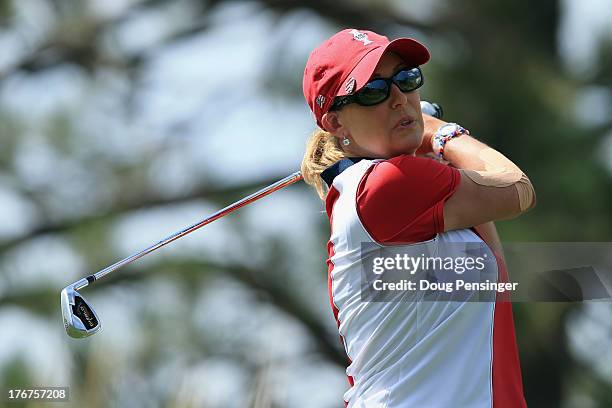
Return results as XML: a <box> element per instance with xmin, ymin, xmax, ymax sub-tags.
<box><xmin>356</xmin><ymin>155</ymin><xmax>460</xmax><ymax>244</ymax></box>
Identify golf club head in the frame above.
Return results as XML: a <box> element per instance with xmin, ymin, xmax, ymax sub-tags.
<box><xmin>61</xmin><ymin>285</ymin><xmax>101</xmax><ymax>338</ymax></box>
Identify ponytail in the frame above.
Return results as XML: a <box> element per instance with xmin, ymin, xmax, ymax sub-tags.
<box><xmin>300</xmin><ymin>129</ymin><xmax>346</xmax><ymax>201</ymax></box>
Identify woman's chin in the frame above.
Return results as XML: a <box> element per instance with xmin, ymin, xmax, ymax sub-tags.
<box><xmin>395</xmin><ymin>137</ymin><xmax>423</xmax><ymax>156</ymax></box>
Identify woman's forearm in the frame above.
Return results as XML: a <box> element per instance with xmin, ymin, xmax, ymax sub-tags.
<box><xmin>443</xmin><ymin>134</ymin><xmax>517</xmax><ymax>172</ymax></box>
<box><xmin>444</xmin><ymin>134</ymin><xmax>536</xmax><ymax>212</ymax></box>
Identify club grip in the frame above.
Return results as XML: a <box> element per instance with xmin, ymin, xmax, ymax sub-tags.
<box><xmin>420</xmin><ymin>101</ymin><xmax>443</xmax><ymax>119</ymax></box>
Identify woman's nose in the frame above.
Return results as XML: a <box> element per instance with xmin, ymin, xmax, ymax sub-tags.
<box><xmin>389</xmin><ymin>83</ymin><xmax>408</xmax><ymax>109</ymax></box>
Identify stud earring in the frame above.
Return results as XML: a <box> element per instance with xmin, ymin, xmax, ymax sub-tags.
<box><xmin>342</xmin><ymin>137</ymin><xmax>350</xmax><ymax>146</ymax></box>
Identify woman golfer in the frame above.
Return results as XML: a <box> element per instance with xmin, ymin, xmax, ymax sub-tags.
<box><xmin>301</xmin><ymin>29</ymin><xmax>535</xmax><ymax>407</ymax></box>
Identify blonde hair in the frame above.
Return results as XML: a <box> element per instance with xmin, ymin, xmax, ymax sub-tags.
<box><xmin>300</xmin><ymin>128</ymin><xmax>346</xmax><ymax>200</ymax></box>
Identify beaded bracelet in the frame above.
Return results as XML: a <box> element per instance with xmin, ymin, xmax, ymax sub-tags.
<box><xmin>433</xmin><ymin>123</ymin><xmax>470</xmax><ymax>161</ymax></box>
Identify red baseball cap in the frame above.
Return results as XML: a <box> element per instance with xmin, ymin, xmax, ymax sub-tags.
<box><xmin>303</xmin><ymin>29</ymin><xmax>430</xmax><ymax>129</ymax></box>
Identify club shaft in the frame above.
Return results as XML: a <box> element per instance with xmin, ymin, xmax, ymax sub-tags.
<box><xmin>74</xmin><ymin>171</ymin><xmax>304</xmax><ymax>291</ymax></box>
<box><xmin>72</xmin><ymin>100</ymin><xmax>443</xmax><ymax>292</ymax></box>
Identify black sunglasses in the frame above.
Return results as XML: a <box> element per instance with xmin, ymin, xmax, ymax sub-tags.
<box><xmin>330</xmin><ymin>67</ymin><xmax>424</xmax><ymax>110</ymax></box>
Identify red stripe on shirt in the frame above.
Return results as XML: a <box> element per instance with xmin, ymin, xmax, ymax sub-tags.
<box><xmin>325</xmin><ymin>186</ymin><xmax>355</xmax><ymax>397</ymax></box>
<box><xmin>471</xmin><ymin>227</ymin><xmax>527</xmax><ymax>408</ymax></box>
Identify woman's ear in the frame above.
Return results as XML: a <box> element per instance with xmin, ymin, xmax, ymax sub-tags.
<box><xmin>321</xmin><ymin>112</ymin><xmax>342</xmax><ymax>133</ymax></box>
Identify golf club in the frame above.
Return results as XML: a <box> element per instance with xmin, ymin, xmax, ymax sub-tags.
<box><xmin>61</xmin><ymin>101</ymin><xmax>443</xmax><ymax>338</ymax></box>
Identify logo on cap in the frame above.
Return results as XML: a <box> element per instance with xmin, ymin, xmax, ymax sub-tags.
<box><xmin>345</xmin><ymin>78</ymin><xmax>356</xmax><ymax>94</ymax></box>
<box><xmin>315</xmin><ymin>95</ymin><xmax>326</xmax><ymax>108</ymax></box>
<box><xmin>350</xmin><ymin>29</ymin><xmax>373</xmax><ymax>46</ymax></box>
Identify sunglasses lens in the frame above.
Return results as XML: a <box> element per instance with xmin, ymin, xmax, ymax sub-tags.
<box><xmin>395</xmin><ymin>68</ymin><xmax>423</xmax><ymax>92</ymax></box>
<box><xmin>338</xmin><ymin>68</ymin><xmax>423</xmax><ymax>109</ymax></box>
<box><xmin>356</xmin><ymin>79</ymin><xmax>389</xmax><ymax>106</ymax></box>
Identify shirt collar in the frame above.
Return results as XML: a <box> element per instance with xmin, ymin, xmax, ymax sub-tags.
<box><xmin>320</xmin><ymin>157</ymin><xmax>375</xmax><ymax>188</ymax></box>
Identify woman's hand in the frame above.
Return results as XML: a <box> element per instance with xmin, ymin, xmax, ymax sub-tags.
<box><xmin>415</xmin><ymin>114</ymin><xmax>446</xmax><ymax>157</ymax></box>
